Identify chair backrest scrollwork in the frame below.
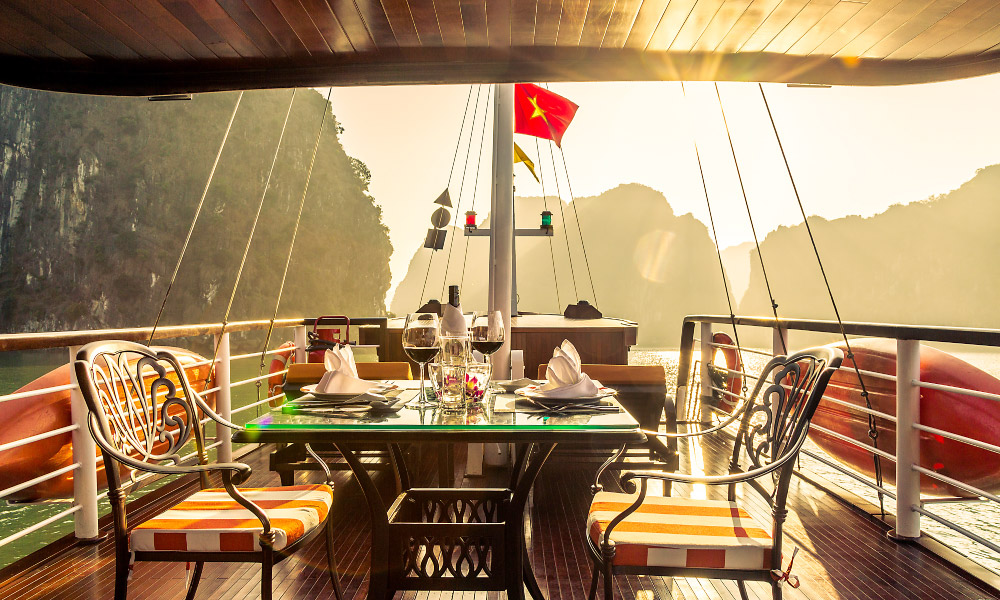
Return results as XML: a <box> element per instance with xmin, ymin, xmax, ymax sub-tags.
<box><xmin>728</xmin><ymin>346</ymin><xmax>843</xmax><ymax>505</ymax></box>
<box><xmin>74</xmin><ymin>340</ymin><xmax>211</xmax><ymax>499</ymax></box>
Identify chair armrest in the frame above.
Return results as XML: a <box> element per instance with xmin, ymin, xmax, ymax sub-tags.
<box><xmin>304</xmin><ymin>443</ymin><xmax>334</xmax><ymax>484</ymax></box>
<box><xmin>640</xmin><ymin>397</ymin><xmax>750</xmax><ymax>439</ymax></box>
<box><xmin>191</xmin><ymin>389</ymin><xmax>244</xmax><ymax>431</ymax></box>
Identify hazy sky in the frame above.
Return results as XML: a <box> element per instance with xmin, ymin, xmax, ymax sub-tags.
<box><xmin>326</xmin><ymin>74</ymin><xmax>1000</xmax><ymax>299</ymax></box>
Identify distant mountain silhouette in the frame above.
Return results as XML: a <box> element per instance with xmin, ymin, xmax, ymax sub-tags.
<box><xmin>392</xmin><ymin>184</ymin><xmax>732</xmax><ymax>347</ymax></box>
<box><xmin>738</xmin><ymin>164</ymin><xmax>1000</xmax><ymax>346</ymax></box>
<box><xmin>722</xmin><ymin>241</ymin><xmax>755</xmax><ymax>304</ymax></box>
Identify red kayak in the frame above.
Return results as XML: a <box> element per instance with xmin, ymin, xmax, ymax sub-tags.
<box><xmin>810</xmin><ymin>338</ymin><xmax>1000</xmax><ymax>497</ymax></box>
<box><xmin>0</xmin><ymin>347</ymin><xmax>215</xmax><ymax>501</ymax></box>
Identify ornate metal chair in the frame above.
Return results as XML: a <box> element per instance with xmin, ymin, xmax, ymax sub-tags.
<box><xmin>74</xmin><ymin>340</ymin><xmax>343</xmax><ymax>600</ymax></box>
<box><xmin>586</xmin><ymin>347</ymin><xmax>843</xmax><ymax>600</ymax></box>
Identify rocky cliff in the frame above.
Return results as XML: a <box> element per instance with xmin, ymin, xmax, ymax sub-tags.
<box><xmin>0</xmin><ymin>87</ymin><xmax>391</xmax><ymax>334</ymax></box>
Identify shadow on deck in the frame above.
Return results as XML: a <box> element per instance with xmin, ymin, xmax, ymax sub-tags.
<box><xmin>1</xmin><ymin>432</ymin><xmax>996</xmax><ymax>600</ymax></box>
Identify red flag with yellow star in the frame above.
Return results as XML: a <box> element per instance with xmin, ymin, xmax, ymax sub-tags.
<box><xmin>514</xmin><ymin>83</ymin><xmax>578</xmax><ymax>147</ymax></box>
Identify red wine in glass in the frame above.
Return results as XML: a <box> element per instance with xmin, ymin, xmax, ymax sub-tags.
<box><xmin>404</xmin><ymin>346</ymin><xmax>441</xmax><ymax>364</ymax></box>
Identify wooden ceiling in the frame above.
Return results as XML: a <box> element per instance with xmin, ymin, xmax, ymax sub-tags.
<box><xmin>2</xmin><ymin>0</ymin><xmax>1000</xmax><ymax>94</ymax></box>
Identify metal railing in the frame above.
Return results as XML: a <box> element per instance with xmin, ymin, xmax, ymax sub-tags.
<box><xmin>677</xmin><ymin>315</ymin><xmax>1000</xmax><ymax>561</ymax></box>
<box><xmin>0</xmin><ymin>316</ymin><xmax>386</xmax><ymax>561</ymax></box>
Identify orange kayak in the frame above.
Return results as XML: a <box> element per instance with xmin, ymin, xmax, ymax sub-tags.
<box><xmin>0</xmin><ymin>347</ymin><xmax>215</xmax><ymax>502</ymax></box>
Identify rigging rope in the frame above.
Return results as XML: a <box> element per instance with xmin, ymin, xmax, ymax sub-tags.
<box><xmin>714</xmin><ymin>83</ymin><xmax>785</xmax><ymax>355</ymax></box>
<box><xmin>419</xmin><ymin>85</ymin><xmax>476</xmax><ymax>304</ymax></box>
<box><xmin>204</xmin><ymin>89</ymin><xmax>297</xmax><ymax>385</ymax></box>
<box><xmin>460</xmin><ymin>86</ymin><xmax>494</xmax><ymax>290</ymax></box>
<box><xmin>546</xmin><ymin>139</ymin><xmax>580</xmax><ymax>301</ymax></box>
<box><xmin>440</xmin><ymin>84</ymin><xmax>486</xmax><ymax>299</ymax></box>
<box><xmin>148</xmin><ymin>91</ymin><xmax>243</xmax><ymax>345</ymax></box>
<box><xmin>557</xmin><ymin>147</ymin><xmax>599</xmax><ymax>310</ymax></box>
<box><xmin>256</xmin><ymin>87</ymin><xmax>336</xmax><ymax>404</ymax></box>
<box><xmin>758</xmin><ymin>83</ymin><xmax>886</xmax><ymax>517</ymax></box>
<box><xmin>535</xmin><ymin>136</ymin><xmax>561</xmax><ymax>311</ymax></box>
<box><xmin>680</xmin><ymin>82</ymin><xmax>746</xmax><ymax>383</ymax></box>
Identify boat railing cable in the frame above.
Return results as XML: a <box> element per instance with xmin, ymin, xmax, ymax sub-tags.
<box><xmin>419</xmin><ymin>85</ymin><xmax>475</xmax><ymax>304</ymax></box>
<box><xmin>557</xmin><ymin>146</ymin><xmax>599</xmax><ymax>311</ymax></box>
<box><xmin>148</xmin><ymin>91</ymin><xmax>244</xmax><ymax>345</ymax></box>
<box><xmin>204</xmin><ymin>89</ymin><xmax>296</xmax><ymax>386</ymax></box>
<box><xmin>714</xmin><ymin>83</ymin><xmax>785</xmax><ymax>356</ymax></box>
<box><xmin>440</xmin><ymin>85</ymin><xmax>486</xmax><ymax>300</ymax></box>
<box><xmin>758</xmin><ymin>83</ymin><xmax>886</xmax><ymax>517</ymax></box>
<box><xmin>257</xmin><ymin>88</ymin><xmax>335</xmax><ymax>406</ymax></box>
<box><xmin>546</xmin><ymin>139</ymin><xmax>580</xmax><ymax>301</ymax></box>
<box><xmin>535</xmin><ymin>136</ymin><xmax>561</xmax><ymax>310</ymax></box>
<box><xmin>680</xmin><ymin>81</ymin><xmax>746</xmax><ymax>389</ymax></box>
<box><xmin>459</xmin><ymin>85</ymin><xmax>493</xmax><ymax>290</ymax></box>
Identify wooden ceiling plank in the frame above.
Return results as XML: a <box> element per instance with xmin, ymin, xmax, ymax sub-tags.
<box><xmin>0</xmin><ymin>38</ymin><xmax>30</xmax><ymax>57</ymax></box>
<box><xmin>296</xmin><ymin>0</ymin><xmax>356</xmax><ymax>52</ymax></box>
<box><xmin>532</xmin><ymin>0</ymin><xmax>561</xmax><ymax>45</ymax></box>
<box><xmin>350</xmin><ymin>0</ymin><xmax>399</xmax><ymax>48</ymax></box>
<box><xmin>433</xmin><ymin>0</ymin><xmax>466</xmax><ymax>46</ymax></box>
<box><xmin>121</xmin><ymin>0</ymin><xmax>218</xmax><ymax>59</ymax></box>
<box><xmin>786</xmin><ymin>1</ymin><xmax>863</xmax><ymax>55</ymax></box>
<box><xmin>715</xmin><ymin>0</ymin><xmax>782</xmax><ymax>52</ymax></box>
<box><xmin>0</xmin><ymin>0</ymin><xmax>113</xmax><ymax>58</ymax></box>
<box><xmin>913</xmin><ymin>2</ymin><xmax>1000</xmax><ymax>58</ymax></box>
<box><xmin>811</xmin><ymin>0</ymin><xmax>905</xmax><ymax>55</ymax></box>
<box><xmin>578</xmin><ymin>0</ymin><xmax>616</xmax><ymax>47</ymax></box>
<box><xmin>691</xmin><ymin>0</ymin><xmax>754</xmax><ymax>52</ymax></box>
<box><xmin>179</xmin><ymin>0</ymin><xmax>267</xmax><ymax>58</ymax></box>
<box><xmin>644</xmin><ymin>0</ymin><xmax>699</xmax><ymax>51</ymax></box>
<box><xmin>16</xmin><ymin>0</ymin><xmax>143</xmax><ymax>59</ymax></box>
<box><xmin>93</xmin><ymin>0</ymin><xmax>196</xmax><ymax>59</ymax></box>
<box><xmin>0</xmin><ymin>15</ymin><xmax>78</xmax><ymax>59</ymax></box>
<box><xmin>510</xmin><ymin>0</ymin><xmax>538</xmax><ymax>46</ymax></box>
<box><xmin>861</xmin><ymin>0</ymin><xmax>963</xmax><ymax>58</ymax></box>
<box><xmin>554</xmin><ymin>0</ymin><xmax>587</xmax><ymax>46</ymax></box>
<box><xmin>486</xmin><ymin>0</ymin><xmax>512</xmax><ymax>47</ymax></box>
<box><xmin>65</xmin><ymin>0</ymin><xmax>171</xmax><ymax>58</ymax></box>
<box><xmin>324</xmin><ymin>0</ymin><xmax>378</xmax><ymax>50</ymax></box>
<box><xmin>669</xmin><ymin>0</ymin><xmax>727</xmax><ymax>51</ymax></box>
<box><xmin>888</xmin><ymin>0</ymin><xmax>995</xmax><ymax>58</ymax></box>
<box><xmin>764</xmin><ymin>0</ymin><xmax>838</xmax><ymax>54</ymax></box>
<box><xmin>953</xmin><ymin>21</ymin><xmax>1000</xmax><ymax>56</ymax></box>
<box><xmin>622</xmin><ymin>0</ymin><xmax>670</xmax><ymax>49</ymax></box>
<box><xmin>835</xmin><ymin>0</ymin><xmax>943</xmax><ymax>58</ymax></box>
<box><xmin>243</xmin><ymin>0</ymin><xmax>312</xmax><ymax>55</ymax></box>
<box><xmin>271</xmin><ymin>0</ymin><xmax>336</xmax><ymax>53</ymax></box>
<box><xmin>407</xmin><ymin>0</ymin><xmax>445</xmax><ymax>46</ymax></box>
<box><xmin>601</xmin><ymin>0</ymin><xmax>645</xmax><ymax>48</ymax></box>
<box><xmin>739</xmin><ymin>0</ymin><xmax>812</xmax><ymax>53</ymax></box>
<box><xmin>213</xmin><ymin>0</ymin><xmax>288</xmax><ymax>56</ymax></box>
<box><xmin>376</xmin><ymin>0</ymin><xmax>420</xmax><ymax>46</ymax></box>
<box><xmin>460</xmin><ymin>0</ymin><xmax>489</xmax><ymax>45</ymax></box>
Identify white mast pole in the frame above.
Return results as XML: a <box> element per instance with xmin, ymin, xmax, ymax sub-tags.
<box><xmin>489</xmin><ymin>83</ymin><xmax>514</xmax><ymax>379</ymax></box>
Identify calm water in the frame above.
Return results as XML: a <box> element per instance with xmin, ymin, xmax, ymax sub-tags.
<box><xmin>2</xmin><ymin>346</ymin><xmax>1000</xmax><ymax>575</ymax></box>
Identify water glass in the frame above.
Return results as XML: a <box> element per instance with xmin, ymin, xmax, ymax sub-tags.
<box><xmin>465</xmin><ymin>361</ymin><xmax>492</xmax><ymax>405</ymax></box>
<box><xmin>436</xmin><ymin>363</ymin><xmax>467</xmax><ymax>413</ymax></box>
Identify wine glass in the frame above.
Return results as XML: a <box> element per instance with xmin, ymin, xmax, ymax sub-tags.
<box><xmin>403</xmin><ymin>313</ymin><xmax>441</xmax><ymax>407</ymax></box>
<box><xmin>471</xmin><ymin>311</ymin><xmax>505</xmax><ymax>389</ymax></box>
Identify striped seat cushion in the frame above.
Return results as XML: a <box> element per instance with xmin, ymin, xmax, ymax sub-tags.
<box><xmin>588</xmin><ymin>491</ymin><xmax>773</xmax><ymax>570</ymax></box>
<box><xmin>131</xmin><ymin>484</ymin><xmax>333</xmax><ymax>552</ymax></box>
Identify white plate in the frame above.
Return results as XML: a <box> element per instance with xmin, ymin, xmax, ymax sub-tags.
<box><xmin>514</xmin><ymin>384</ymin><xmax>616</xmax><ymax>403</ymax></box>
<box><xmin>495</xmin><ymin>378</ymin><xmax>538</xmax><ymax>393</ymax></box>
<box><xmin>299</xmin><ymin>383</ymin><xmax>395</xmax><ymax>400</ymax></box>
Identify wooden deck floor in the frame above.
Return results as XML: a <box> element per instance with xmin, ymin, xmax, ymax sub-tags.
<box><xmin>1</xmin><ymin>432</ymin><xmax>997</xmax><ymax>600</ymax></box>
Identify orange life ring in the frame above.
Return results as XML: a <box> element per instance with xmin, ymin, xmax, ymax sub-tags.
<box><xmin>268</xmin><ymin>341</ymin><xmax>296</xmax><ymax>406</ymax></box>
<box><xmin>712</xmin><ymin>332</ymin><xmax>744</xmax><ymax>410</ymax></box>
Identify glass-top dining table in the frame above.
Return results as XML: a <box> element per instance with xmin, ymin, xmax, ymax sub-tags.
<box><xmin>233</xmin><ymin>382</ymin><xmax>644</xmax><ymax>600</ymax></box>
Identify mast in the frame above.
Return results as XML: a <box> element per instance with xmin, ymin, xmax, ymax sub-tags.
<box><xmin>488</xmin><ymin>83</ymin><xmax>514</xmax><ymax>379</ymax></box>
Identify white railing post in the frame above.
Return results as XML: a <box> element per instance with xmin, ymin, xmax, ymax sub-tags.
<box><xmin>892</xmin><ymin>338</ymin><xmax>921</xmax><ymax>541</ymax></box>
<box><xmin>699</xmin><ymin>322</ymin><xmax>714</xmax><ymax>425</ymax></box>
<box><xmin>214</xmin><ymin>332</ymin><xmax>233</xmax><ymax>463</ymax></box>
<box><xmin>68</xmin><ymin>345</ymin><xmax>99</xmax><ymax>540</ymax></box>
<box><xmin>773</xmin><ymin>324</ymin><xmax>788</xmax><ymax>357</ymax></box>
<box><xmin>294</xmin><ymin>325</ymin><xmax>308</xmax><ymax>364</ymax></box>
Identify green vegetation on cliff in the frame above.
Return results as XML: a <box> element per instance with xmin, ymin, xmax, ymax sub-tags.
<box><xmin>0</xmin><ymin>87</ymin><xmax>391</xmax><ymax>333</ymax></box>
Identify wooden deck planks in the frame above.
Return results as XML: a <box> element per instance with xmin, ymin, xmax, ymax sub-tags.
<box><xmin>1</xmin><ymin>435</ymin><xmax>998</xmax><ymax>600</ymax></box>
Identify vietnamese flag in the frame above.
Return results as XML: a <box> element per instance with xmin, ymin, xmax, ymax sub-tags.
<box><xmin>514</xmin><ymin>83</ymin><xmax>578</xmax><ymax>147</ymax></box>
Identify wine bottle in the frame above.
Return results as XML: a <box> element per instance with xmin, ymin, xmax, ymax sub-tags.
<box><xmin>448</xmin><ymin>284</ymin><xmax>460</xmax><ymax>308</ymax></box>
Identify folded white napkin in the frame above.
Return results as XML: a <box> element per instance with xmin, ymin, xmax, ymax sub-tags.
<box><xmin>316</xmin><ymin>346</ymin><xmax>375</xmax><ymax>394</ymax></box>
<box><xmin>538</xmin><ymin>340</ymin><xmax>598</xmax><ymax>398</ymax></box>
<box><xmin>441</xmin><ymin>303</ymin><xmax>468</xmax><ymax>336</ymax></box>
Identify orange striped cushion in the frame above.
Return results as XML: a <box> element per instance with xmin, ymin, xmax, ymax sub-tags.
<box><xmin>131</xmin><ymin>484</ymin><xmax>333</xmax><ymax>552</ymax></box>
<box><xmin>588</xmin><ymin>492</ymin><xmax>773</xmax><ymax>570</ymax></box>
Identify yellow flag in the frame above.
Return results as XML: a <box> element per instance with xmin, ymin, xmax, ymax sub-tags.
<box><xmin>513</xmin><ymin>142</ymin><xmax>540</xmax><ymax>183</ymax></box>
